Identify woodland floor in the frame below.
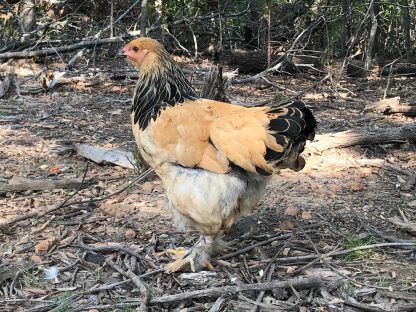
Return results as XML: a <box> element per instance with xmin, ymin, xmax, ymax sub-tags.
<box><xmin>0</xmin><ymin>57</ymin><xmax>416</xmax><ymax>312</ymax></box>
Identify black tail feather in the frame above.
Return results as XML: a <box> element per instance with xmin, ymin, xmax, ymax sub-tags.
<box><xmin>266</xmin><ymin>101</ymin><xmax>316</xmax><ymax>171</ymax></box>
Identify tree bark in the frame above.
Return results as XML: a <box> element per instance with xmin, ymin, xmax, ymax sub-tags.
<box><xmin>401</xmin><ymin>0</ymin><xmax>412</xmax><ymax>59</ymax></box>
<box><xmin>18</xmin><ymin>0</ymin><xmax>36</xmax><ymax>42</ymax></box>
<box><xmin>140</xmin><ymin>0</ymin><xmax>148</xmax><ymax>37</ymax></box>
<box><xmin>365</xmin><ymin>0</ymin><xmax>378</xmax><ymax>70</ymax></box>
<box><xmin>154</xmin><ymin>0</ymin><xmax>163</xmax><ymax>40</ymax></box>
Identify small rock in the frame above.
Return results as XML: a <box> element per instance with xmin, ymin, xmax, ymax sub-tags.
<box><xmin>39</xmin><ymin>164</ymin><xmax>48</xmax><ymax>170</ymax></box>
<box><xmin>159</xmin><ymin>233</ymin><xmax>169</xmax><ymax>239</ymax></box>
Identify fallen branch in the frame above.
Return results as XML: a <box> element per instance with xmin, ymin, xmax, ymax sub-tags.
<box><xmin>0</xmin><ymin>176</ymin><xmax>92</xmax><ymax>195</ymax></box>
<box><xmin>388</xmin><ymin>216</ymin><xmax>416</xmax><ymax>234</ymax></box>
<box><xmin>78</xmin><ymin>234</ymin><xmax>146</xmax><ymax>261</ymax></box>
<box><xmin>151</xmin><ymin>275</ymin><xmax>322</xmax><ymax>304</ymax></box>
<box><xmin>310</xmin><ymin>124</ymin><xmax>416</xmax><ymax>151</ymax></box>
<box><xmin>365</xmin><ymin>97</ymin><xmax>416</xmax><ymax>116</ymax></box>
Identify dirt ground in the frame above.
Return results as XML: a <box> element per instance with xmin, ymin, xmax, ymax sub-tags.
<box><xmin>1</xmin><ymin>58</ymin><xmax>416</xmax><ymax>311</ymax></box>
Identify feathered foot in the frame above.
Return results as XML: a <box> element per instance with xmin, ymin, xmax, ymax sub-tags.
<box><xmin>165</xmin><ymin>235</ymin><xmax>221</xmax><ymax>273</ymax></box>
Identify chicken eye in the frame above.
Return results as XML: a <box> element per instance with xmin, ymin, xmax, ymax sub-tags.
<box><xmin>132</xmin><ymin>46</ymin><xmax>139</xmax><ymax>52</ymax></box>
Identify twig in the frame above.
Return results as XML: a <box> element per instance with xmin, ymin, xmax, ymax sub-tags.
<box><xmin>250</xmin><ymin>264</ymin><xmax>275</xmax><ymax>312</ymax></box>
<box><xmin>273</xmin><ymin>242</ymin><xmax>416</xmax><ymax>264</ymax></box>
<box><xmin>105</xmin><ymin>258</ymin><xmax>149</xmax><ymax>312</ymax></box>
<box><xmin>208</xmin><ymin>296</ymin><xmax>227</xmax><ymax>312</ymax></box>
<box><xmin>78</xmin><ymin>234</ymin><xmax>146</xmax><ymax>261</ymax></box>
<box><xmin>218</xmin><ymin>233</ymin><xmax>292</xmax><ymax>260</ymax></box>
<box><xmin>344</xmin><ymin>295</ymin><xmax>387</xmax><ymax>312</ymax></box>
<box><xmin>49</xmin><ymin>270</ymin><xmax>162</xmax><ymax>312</ymax></box>
<box><xmin>151</xmin><ymin>275</ymin><xmax>322</xmax><ymax>303</ymax></box>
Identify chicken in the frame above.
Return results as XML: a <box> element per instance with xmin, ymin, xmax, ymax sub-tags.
<box><xmin>120</xmin><ymin>37</ymin><xmax>316</xmax><ymax>273</ymax></box>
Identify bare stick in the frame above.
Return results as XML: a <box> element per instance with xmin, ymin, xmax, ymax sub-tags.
<box><xmin>105</xmin><ymin>258</ymin><xmax>149</xmax><ymax>312</ymax></box>
<box><xmin>78</xmin><ymin>234</ymin><xmax>146</xmax><ymax>261</ymax></box>
<box><xmin>48</xmin><ymin>269</ymin><xmax>162</xmax><ymax>312</ymax></box>
<box><xmin>250</xmin><ymin>264</ymin><xmax>275</xmax><ymax>312</ymax></box>
<box><xmin>150</xmin><ymin>275</ymin><xmax>322</xmax><ymax>304</ymax></box>
<box><xmin>218</xmin><ymin>233</ymin><xmax>292</xmax><ymax>260</ymax></box>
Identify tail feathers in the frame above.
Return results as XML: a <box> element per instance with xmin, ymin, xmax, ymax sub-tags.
<box><xmin>265</xmin><ymin>101</ymin><xmax>316</xmax><ymax>171</ymax></box>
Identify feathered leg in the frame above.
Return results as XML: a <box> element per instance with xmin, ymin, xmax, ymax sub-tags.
<box><xmin>165</xmin><ymin>234</ymin><xmax>222</xmax><ymax>273</ymax></box>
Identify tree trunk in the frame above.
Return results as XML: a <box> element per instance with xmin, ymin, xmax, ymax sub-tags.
<box><xmin>365</xmin><ymin>0</ymin><xmax>378</xmax><ymax>70</ymax></box>
<box><xmin>401</xmin><ymin>0</ymin><xmax>412</xmax><ymax>59</ymax></box>
<box><xmin>154</xmin><ymin>0</ymin><xmax>163</xmax><ymax>40</ymax></box>
<box><xmin>18</xmin><ymin>0</ymin><xmax>36</xmax><ymax>43</ymax></box>
<box><xmin>140</xmin><ymin>0</ymin><xmax>148</xmax><ymax>37</ymax></box>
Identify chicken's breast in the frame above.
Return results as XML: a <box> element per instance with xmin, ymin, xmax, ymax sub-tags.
<box><xmin>158</xmin><ymin>162</ymin><xmax>268</xmax><ymax>235</ymax></box>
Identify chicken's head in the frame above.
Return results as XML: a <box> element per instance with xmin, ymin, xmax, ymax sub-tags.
<box><xmin>120</xmin><ymin>37</ymin><xmax>165</xmax><ymax>69</ymax></box>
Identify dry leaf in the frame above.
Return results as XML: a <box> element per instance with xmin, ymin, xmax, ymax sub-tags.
<box><xmin>350</xmin><ymin>181</ymin><xmax>364</xmax><ymax>191</ymax></box>
<box><xmin>31</xmin><ymin>255</ymin><xmax>42</xmax><ymax>264</ymax></box>
<box><xmin>125</xmin><ymin>229</ymin><xmax>136</xmax><ymax>239</ymax></box>
<box><xmin>35</xmin><ymin>237</ymin><xmax>58</xmax><ymax>255</ymax></box>
<box><xmin>286</xmin><ymin>266</ymin><xmax>296</xmax><ymax>273</ymax></box>
<box><xmin>24</xmin><ymin>288</ymin><xmax>48</xmax><ymax>295</ymax></box>
<box><xmin>92</xmin><ymin>242</ymin><xmax>123</xmax><ymax>249</ymax></box>
<box><xmin>302</xmin><ymin>211</ymin><xmax>312</xmax><ymax>220</ymax></box>
<box><xmin>282</xmin><ymin>247</ymin><xmax>290</xmax><ymax>256</ymax></box>
<box><xmin>277</xmin><ymin>221</ymin><xmax>295</xmax><ymax>231</ymax></box>
<box><xmin>141</xmin><ymin>182</ymin><xmax>154</xmax><ymax>194</ymax></box>
<box><xmin>60</xmin><ymin>234</ymin><xmax>77</xmax><ymax>246</ymax></box>
<box><xmin>284</xmin><ymin>204</ymin><xmax>300</xmax><ymax>216</ymax></box>
<box><xmin>100</xmin><ymin>202</ymin><xmax>138</xmax><ymax>218</ymax></box>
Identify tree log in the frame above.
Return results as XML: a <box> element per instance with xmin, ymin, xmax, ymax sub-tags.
<box><xmin>365</xmin><ymin>97</ymin><xmax>416</xmax><ymax>116</ymax></box>
<box><xmin>220</xmin><ymin>51</ymin><xmax>298</xmax><ymax>74</ymax></box>
<box><xmin>0</xmin><ymin>177</ymin><xmax>92</xmax><ymax>195</ymax></box>
<box><xmin>310</xmin><ymin>124</ymin><xmax>416</xmax><ymax>151</ymax></box>
<box><xmin>380</xmin><ymin>62</ymin><xmax>416</xmax><ymax>76</ymax></box>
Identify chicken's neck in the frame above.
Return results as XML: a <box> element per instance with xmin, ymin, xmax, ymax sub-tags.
<box><xmin>132</xmin><ymin>63</ymin><xmax>198</xmax><ymax>130</ymax></box>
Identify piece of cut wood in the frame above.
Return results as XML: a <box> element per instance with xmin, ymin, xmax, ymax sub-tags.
<box><xmin>365</xmin><ymin>97</ymin><xmax>416</xmax><ymax>116</ymax></box>
<box><xmin>388</xmin><ymin>216</ymin><xmax>416</xmax><ymax>234</ymax></box>
<box><xmin>74</xmin><ymin>143</ymin><xmax>134</xmax><ymax>169</ymax></box>
<box><xmin>310</xmin><ymin>124</ymin><xmax>416</xmax><ymax>151</ymax></box>
<box><xmin>0</xmin><ymin>176</ymin><xmax>87</xmax><ymax>194</ymax></box>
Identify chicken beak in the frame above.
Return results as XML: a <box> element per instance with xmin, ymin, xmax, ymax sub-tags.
<box><xmin>118</xmin><ymin>47</ymin><xmax>126</xmax><ymax>56</ymax></box>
